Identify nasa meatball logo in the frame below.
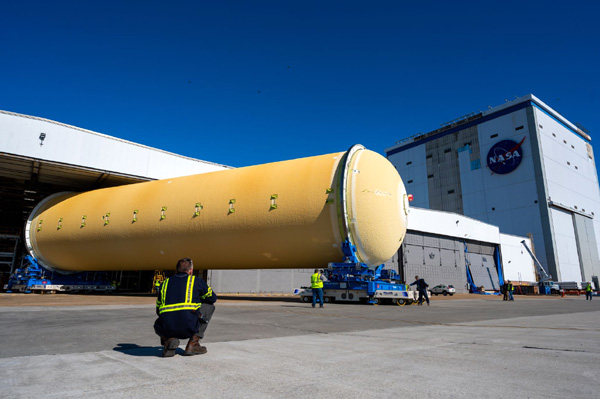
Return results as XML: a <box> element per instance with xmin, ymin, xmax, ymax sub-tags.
<box><xmin>487</xmin><ymin>138</ymin><xmax>525</xmax><ymax>174</ymax></box>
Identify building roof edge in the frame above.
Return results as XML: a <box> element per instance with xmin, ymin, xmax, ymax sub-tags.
<box><xmin>0</xmin><ymin>110</ymin><xmax>233</xmax><ymax>169</ymax></box>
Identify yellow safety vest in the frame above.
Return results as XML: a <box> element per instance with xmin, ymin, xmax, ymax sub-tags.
<box><xmin>508</xmin><ymin>283</ymin><xmax>513</xmax><ymax>291</ymax></box>
<box><xmin>587</xmin><ymin>284</ymin><xmax>592</xmax><ymax>292</ymax></box>
<box><xmin>311</xmin><ymin>273</ymin><xmax>323</xmax><ymax>289</ymax></box>
<box><xmin>157</xmin><ymin>275</ymin><xmax>203</xmax><ymax>314</ymax></box>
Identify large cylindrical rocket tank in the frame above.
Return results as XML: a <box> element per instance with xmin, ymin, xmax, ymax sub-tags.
<box><xmin>25</xmin><ymin>145</ymin><xmax>409</xmax><ymax>272</ymax></box>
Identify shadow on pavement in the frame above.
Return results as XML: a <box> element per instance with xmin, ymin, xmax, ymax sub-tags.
<box><xmin>113</xmin><ymin>343</ymin><xmax>163</xmax><ymax>357</ymax></box>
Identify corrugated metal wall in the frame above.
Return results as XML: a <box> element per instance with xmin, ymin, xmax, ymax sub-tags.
<box><xmin>209</xmin><ymin>268</ymin><xmax>314</xmax><ymax>294</ymax></box>
<box><xmin>402</xmin><ymin>231</ymin><xmax>468</xmax><ymax>292</ymax></box>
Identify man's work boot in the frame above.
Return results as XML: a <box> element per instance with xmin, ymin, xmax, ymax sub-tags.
<box><xmin>183</xmin><ymin>335</ymin><xmax>207</xmax><ymax>356</ymax></box>
<box><xmin>162</xmin><ymin>338</ymin><xmax>180</xmax><ymax>358</ymax></box>
<box><xmin>160</xmin><ymin>336</ymin><xmax>167</xmax><ymax>346</ymax></box>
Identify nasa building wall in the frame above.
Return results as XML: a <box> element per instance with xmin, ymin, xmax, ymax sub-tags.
<box><xmin>532</xmin><ymin>105</ymin><xmax>600</xmax><ymax>282</ymax></box>
<box><xmin>393</xmin><ymin>143</ymin><xmax>430</xmax><ymax>209</ymax></box>
<box><xmin>386</xmin><ymin>95</ymin><xmax>600</xmax><ymax>285</ymax></box>
<box><xmin>463</xmin><ymin>104</ymin><xmax>549</xmax><ymax>274</ymax></box>
<box><xmin>499</xmin><ymin>234</ymin><xmax>536</xmax><ymax>283</ymax></box>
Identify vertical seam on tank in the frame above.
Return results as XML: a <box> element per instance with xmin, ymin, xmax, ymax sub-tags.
<box><xmin>329</xmin><ymin>153</ymin><xmax>344</xmax><ymax>252</ymax></box>
<box><xmin>348</xmin><ymin>150</ymin><xmax>368</xmax><ymax>264</ymax></box>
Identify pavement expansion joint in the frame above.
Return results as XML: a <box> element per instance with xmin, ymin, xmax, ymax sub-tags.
<box><xmin>522</xmin><ymin>345</ymin><xmax>588</xmax><ymax>353</ymax></box>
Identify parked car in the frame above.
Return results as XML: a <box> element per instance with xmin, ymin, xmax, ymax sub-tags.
<box><xmin>431</xmin><ymin>284</ymin><xmax>455</xmax><ymax>296</ymax></box>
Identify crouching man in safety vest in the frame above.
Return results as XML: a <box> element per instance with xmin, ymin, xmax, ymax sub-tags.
<box><xmin>154</xmin><ymin>257</ymin><xmax>217</xmax><ymax>357</ymax></box>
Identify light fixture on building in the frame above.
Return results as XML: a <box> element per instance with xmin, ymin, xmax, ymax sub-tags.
<box><xmin>39</xmin><ymin>133</ymin><xmax>46</xmax><ymax>146</ymax></box>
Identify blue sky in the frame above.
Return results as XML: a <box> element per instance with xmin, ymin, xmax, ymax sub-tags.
<box><xmin>1</xmin><ymin>0</ymin><xmax>598</xmax><ymax>168</ymax></box>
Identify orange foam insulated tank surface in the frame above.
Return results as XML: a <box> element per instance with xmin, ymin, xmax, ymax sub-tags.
<box><xmin>26</xmin><ymin>145</ymin><xmax>408</xmax><ymax>271</ymax></box>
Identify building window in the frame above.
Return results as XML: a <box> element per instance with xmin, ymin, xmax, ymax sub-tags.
<box><xmin>575</xmin><ymin>166</ymin><xmax>578</xmax><ymax>170</ymax></box>
<box><xmin>552</xmin><ymin>133</ymin><xmax>556</xmax><ymax>137</ymax></box>
<box><xmin>406</xmin><ymin>161</ymin><xmax>412</xmax><ymax>165</ymax></box>
<box><xmin>426</xmin><ymin>154</ymin><xmax>432</xmax><ymax>159</ymax></box>
<box><xmin>571</xmin><ymin>145</ymin><xmax>575</xmax><ymax>149</ymax></box>
<box><xmin>492</xmin><ymin>207</ymin><xmax>496</xmax><ymax>211</ymax></box>
<box><xmin>515</xmin><ymin>126</ymin><xmax>524</xmax><ymax>130</ymax></box>
<box><xmin>490</xmin><ymin>134</ymin><xmax>498</xmax><ymax>139</ymax></box>
<box><xmin>428</xmin><ymin>174</ymin><xmax>434</xmax><ymax>178</ymax></box>
<box><xmin>539</xmin><ymin>124</ymin><xmax>543</xmax><ymax>129</ymax></box>
<box><xmin>407</xmin><ymin>180</ymin><xmax>413</xmax><ymax>184</ymax></box>
<box><xmin>563</xmin><ymin>140</ymin><xmax>567</xmax><ymax>144</ymax></box>
<box><xmin>444</xmin><ymin>148</ymin><xmax>451</xmax><ymax>154</ymax></box>
<box><xmin>464</xmin><ymin>142</ymin><xmax>472</xmax><ymax>146</ymax></box>
<box><xmin>534</xmin><ymin>200</ymin><xmax>538</xmax><ymax>204</ymax></box>
<box><xmin>567</xmin><ymin>161</ymin><xmax>571</xmax><ymax>165</ymax></box>
<box><xmin>575</xmin><ymin>206</ymin><xmax>578</xmax><ymax>209</ymax></box>
<box><xmin>448</xmin><ymin>189</ymin><xmax>454</xmax><ymax>194</ymax></box>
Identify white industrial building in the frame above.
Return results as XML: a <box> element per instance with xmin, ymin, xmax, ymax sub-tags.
<box><xmin>386</xmin><ymin>94</ymin><xmax>600</xmax><ymax>290</ymax></box>
<box><xmin>392</xmin><ymin>207</ymin><xmax>535</xmax><ymax>293</ymax></box>
<box><xmin>0</xmin><ymin>108</ymin><xmax>546</xmax><ymax>293</ymax></box>
<box><xmin>0</xmin><ymin>110</ymin><xmax>228</xmax><ymax>291</ymax></box>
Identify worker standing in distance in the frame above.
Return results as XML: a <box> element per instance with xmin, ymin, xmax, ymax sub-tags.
<box><xmin>585</xmin><ymin>282</ymin><xmax>593</xmax><ymax>301</ymax></box>
<box><xmin>507</xmin><ymin>280</ymin><xmax>515</xmax><ymax>301</ymax></box>
<box><xmin>154</xmin><ymin>258</ymin><xmax>217</xmax><ymax>357</ymax></box>
<box><xmin>410</xmin><ymin>275</ymin><xmax>430</xmax><ymax>306</ymax></box>
<box><xmin>311</xmin><ymin>269</ymin><xmax>325</xmax><ymax>308</ymax></box>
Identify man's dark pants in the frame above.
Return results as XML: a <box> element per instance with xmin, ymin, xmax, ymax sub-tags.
<box><xmin>418</xmin><ymin>289</ymin><xmax>429</xmax><ymax>305</ymax></box>
<box><xmin>195</xmin><ymin>303</ymin><xmax>216</xmax><ymax>339</ymax></box>
<box><xmin>312</xmin><ymin>288</ymin><xmax>323</xmax><ymax>307</ymax></box>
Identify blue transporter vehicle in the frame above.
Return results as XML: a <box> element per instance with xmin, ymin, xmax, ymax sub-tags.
<box><xmin>5</xmin><ymin>255</ymin><xmax>116</xmax><ymax>294</ymax></box>
<box><xmin>298</xmin><ymin>241</ymin><xmax>418</xmax><ymax>305</ymax></box>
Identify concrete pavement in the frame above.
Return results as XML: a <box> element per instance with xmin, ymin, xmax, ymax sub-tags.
<box><xmin>0</xmin><ymin>294</ymin><xmax>598</xmax><ymax>398</ymax></box>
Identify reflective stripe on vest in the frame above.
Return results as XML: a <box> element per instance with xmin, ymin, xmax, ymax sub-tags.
<box><xmin>201</xmin><ymin>286</ymin><xmax>213</xmax><ymax>300</ymax></box>
<box><xmin>158</xmin><ymin>275</ymin><xmax>202</xmax><ymax>314</ymax></box>
<box><xmin>311</xmin><ymin>273</ymin><xmax>323</xmax><ymax>289</ymax></box>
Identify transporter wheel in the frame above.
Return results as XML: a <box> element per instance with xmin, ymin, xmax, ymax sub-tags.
<box><xmin>395</xmin><ymin>298</ymin><xmax>406</xmax><ymax>306</ymax></box>
<box><xmin>301</xmin><ymin>296</ymin><xmax>310</xmax><ymax>303</ymax></box>
<box><xmin>406</xmin><ymin>299</ymin><xmax>414</xmax><ymax>305</ymax></box>
<box><xmin>324</xmin><ymin>297</ymin><xmax>331</xmax><ymax>303</ymax></box>
<box><xmin>371</xmin><ymin>297</ymin><xmax>380</xmax><ymax>305</ymax></box>
<box><xmin>443</xmin><ymin>291</ymin><xmax>448</xmax><ymax>296</ymax></box>
<box><xmin>449</xmin><ymin>293</ymin><xmax>454</xmax><ymax>296</ymax></box>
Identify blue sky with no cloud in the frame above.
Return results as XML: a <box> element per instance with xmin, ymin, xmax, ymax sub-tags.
<box><xmin>1</xmin><ymin>0</ymin><xmax>598</xmax><ymax>168</ymax></box>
